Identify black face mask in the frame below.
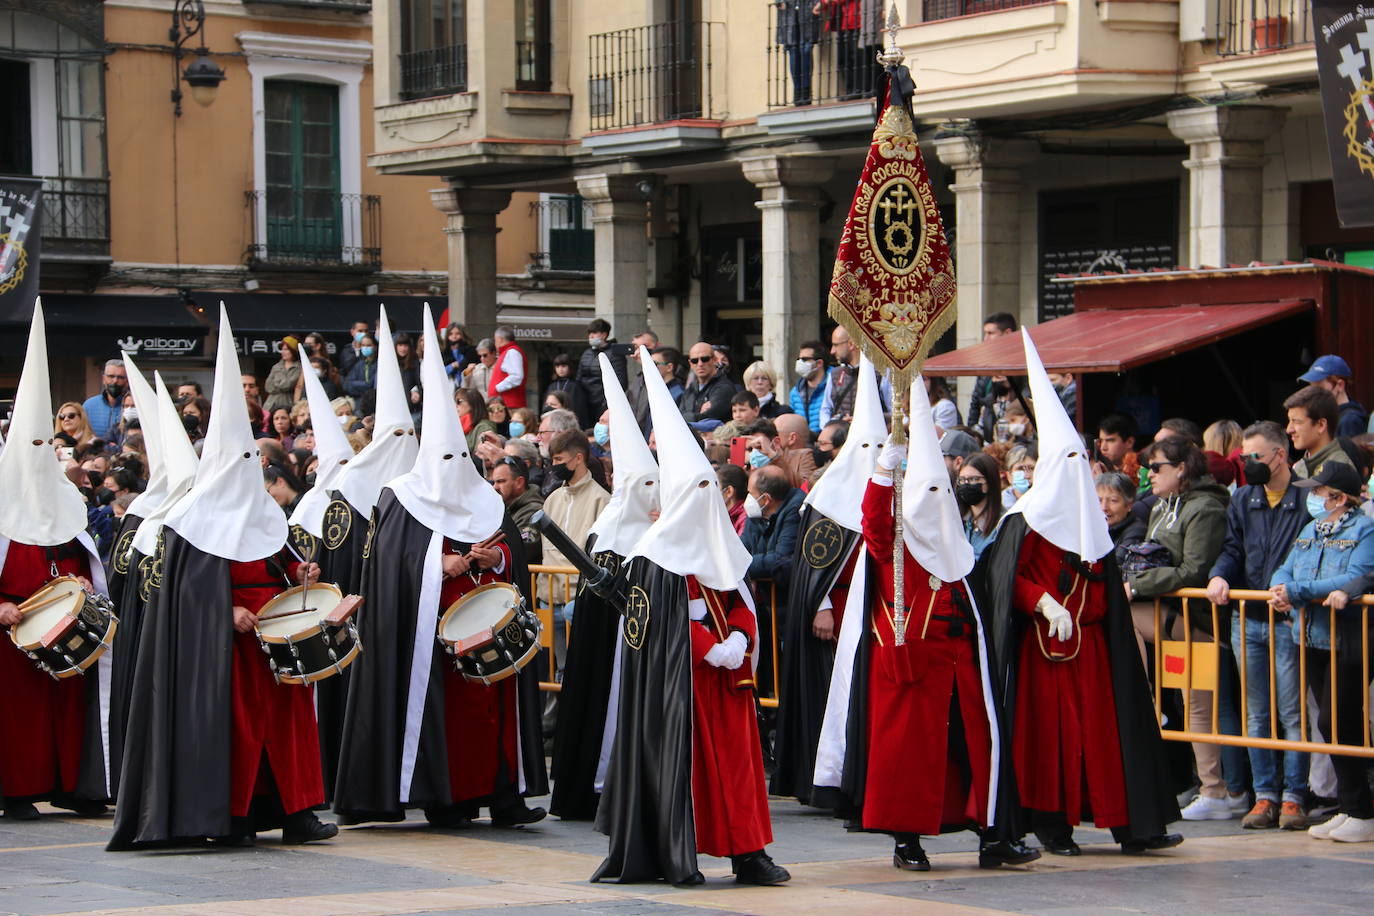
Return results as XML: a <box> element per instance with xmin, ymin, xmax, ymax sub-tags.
<box><xmin>955</xmin><ymin>483</ymin><xmax>986</xmax><ymax>505</ymax></box>
<box><xmin>104</xmin><ymin>382</ymin><xmax>126</xmax><ymax>400</ymax></box>
<box><xmin>1243</xmin><ymin>458</ymin><xmax>1271</xmax><ymax>487</ymax></box>
<box><xmin>550</xmin><ymin>462</ymin><xmax>574</xmax><ymax>483</ymax></box>
<box><xmin>812</xmin><ymin>445</ymin><xmax>832</xmax><ymax>467</ymax></box>
<box><xmin>304</xmin><ymin>472</ymin><xmax>317</xmax><ymax>489</ymax></box>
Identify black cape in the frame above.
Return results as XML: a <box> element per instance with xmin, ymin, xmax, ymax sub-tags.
<box><xmin>769</xmin><ymin>506</ymin><xmax>858</xmax><ymax>805</ymax></box>
<box><xmin>549</xmin><ymin>543</ymin><xmax>624</xmax><ymax>820</ymax></box>
<box><xmin>973</xmin><ymin>513</ymin><xmax>1180</xmax><ymax>842</ymax></box>
<box><xmin>108</xmin><ymin>529</ymin><xmax>235</xmax><ymax>849</ymax></box>
<box><xmin>592</xmin><ymin>559</ymin><xmax>697</xmax><ymax>885</ymax></box>
<box><xmin>105</xmin><ymin>513</ymin><xmax>148</xmax><ymax>799</ymax></box>
<box><xmin>333</xmin><ymin>491</ymin><xmax>547</xmax><ymax>823</ymax></box>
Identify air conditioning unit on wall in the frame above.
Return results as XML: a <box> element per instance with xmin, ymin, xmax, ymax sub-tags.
<box><xmin>1179</xmin><ymin>0</ymin><xmax>1220</xmax><ymax>42</ymax></box>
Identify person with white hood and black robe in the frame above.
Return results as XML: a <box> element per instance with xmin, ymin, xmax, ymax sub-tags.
<box><xmin>975</xmin><ymin>330</ymin><xmax>1181</xmax><ymax>857</ymax></box>
<box><xmin>592</xmin><ymin>346</ymin><xmax>789</xmax><ymax>888</ymax></box>
<box><xmin>106</xmin><ymin>364</ymin><xmax>198</xmax><ymax>797</ymax></box>
<box><xmin>0</xmin><ymin>301</ymin><xmax>111</xmax><ymax>820</ymax></box>
<box><xmin>770</xmin><ymin>355</ymin><xmax>885</xmax><ymax>807</ymax></box>
<box><xmin>109</xmin><ymin>305</ymin><xmax>334</xmax><ymax>849</ymax></box>
<box><xmin>550</xmin><ymin>352</ymin><xmax>660</xmax><ymax>821</ymax></box>
<box><xmin>333</xmin><ymin>305</ymin><xmax>547</xmax><ymax>828</ymax></box>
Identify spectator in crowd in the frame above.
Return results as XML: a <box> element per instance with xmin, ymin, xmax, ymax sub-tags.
<box><xmin>462</xmin><ymin>338</ymin><xmax>497</xmax><ymax>397</ymax></box>
<box><xmin>577</xmin><ymin>318</ymin><xmax>628</xmax><ymax>419</ymax></box>
<box><xmin>307</xmin><ymin>356</ymin><xmax>344</xmax><ymax>400</ymax></box>
<box><xmin>83</xmin><ymin>358</ymin><xmax>127</xmax><ymax>443</ymax></box>
<box><xmin>455</xmin><ymin>389</ymin><xmax>491</xmax><ymax>449</ymax></box>
<box><xmin>966</xmin><ymin>312</ymin><xmax>1018</xmax><ymax>437</ymax></box>
<box><xmin>441</xmin><ymin>322</ymin><xmax>478</xmax><ymax>380</ymax></box>
<box><xmin>343</xmin><ymin>334</ymin><xmax>378</xmax><ymax>399</ymax></box>
<box><xmin>53</xmin><ymin>401</ymin><xmax>97</xmax><ymax>451</ymax></box>
<box><xmin>262</xmin><ymin>336</ymin><xmax>303</xmax><ymax>414</ymax></box>
<box><xmin>718</xmin><ymin>464</ymin><xmax>750</xmax><ymax>535</ymax></box>
<box><xmin>741</xmin><ymin>464</ymin><xmax>805</xmax><ymax>585</ymax></box>
<box><xmin>174</xmin><ymin>381</ymin><xmax>203</xmax><ymax>401</ymax></box>
<box><xmin>1295</xmin><ymin>355</ymin><xmax>1368</xmax><ymax>438</ymax></box>
<box><xmin>301</xmin><ymin>331</ymin><xmax>328</xmax><ymax>359</ymax></box>
<box><xmin>710</xmin><ymin>390</ymin><xmax>762</xmax><ymax>443</ymax></box>
<box><xmin>491</xmin><ymin>455</ymin><xmax>545</xmax><ymax>564</ymax></box>
<box><xmin>1206</xmin><ymin>420</ymin><xmax>1312</xmax><ymax>831</ymax></box>
<box><xmin>267</xmin><ymin>407</ymin><xmax>296</xmax><ymax>450</ymax></box>
<box><xmin>956</xmin><ymin>451</ymin><xmax>1002</xmax><ymax>561</ymax></box>
<box><xmin>1128</xmin><ymin>436</ymin><xmax>1237</xmax><ymax>822</ymax></box>
<box><xmin>111</xmin><ymin>491</ymin><xmax>137</xmax><ymax>520</ymax></box>
<box><xmin>790</xmin><ymin>339</ymin><xmax>830</xmax><ymax>434</ymax></box>
<box><xmin>679</xmin><ymin>341</ymin><xmax>735</xmax><ymax>429</ymax></box>
<box><xmin>815</xmin><ymin>419</ymin><xmax>848</xmax><ymax>467</ymax></box>
<box><xmin>626</xmin><ymin>329</ymin><xmax>660</xmax><ymax>433</ymax></box>
<box><xmin>1272</xmin><ymin>462</ymin><xmax>1374</xmax><ymax>843</ymax></box>
<box><xmin>743</xmin><ymin>416</ymin><xmax>816</xmax><ymax>489</ymax></box>
<box><xmin>504</xmin><ymin>436</ymin><xmax>547</xmax><ymax>491</ymax></box>
<box><xmin>544</xmin><ymin>354</ymin><xmax>592</xmax><ymax>429</ymax></box>
<box><xmin>1097</xmin><ymin>471</ymin><xmax>1147</xmax><ymax>569</ymax></box>
<box><xmin>940</xmin><ymin>429</ymin><xmax>980</xmax><ymax>478</ymax></box>
<box><xmin>485</xmin><ymin>396</ymin><xmax>512</xmax><ymax>439</ymax></box>
<box><xmin>288</xmin><ymin>399</ymin><xmax>311</xmax><ymax>435</ymax></box>
<box><xmin>775</xmin><ymin>0</ymin><xmax>820</xmax><ymax>106</ymax></box>
<box><xmin>651</xmin><ymin>346</ymin><xmax>685</xmax><ymax>403</ymax></box>
<box><xmin>711</xmin><ymin>343</ymin><xmax>740</xmax><ymax>389</ymax></box>
<box><xmin>180</xmin><ymin>395</ymin><xmax>211</xmax><ymax>442</ymax></box>
<box><xmin>1156</xmin><ymin>417</ymin><xmax>1204</xmax><ymax>448</ymax></box>
<box><xmin>1203</xmin><ymin>419</ymin><xmax>1245</xmax><ymax>488</ymax></box>
<box><xmin>1048</xmin><ymin>370</ymin><xmax>1076</xmax><ymax>417</ymax></box>
<box><xmin>338</xmin><ymin>320</ymin><xmax>371</xmax><ymax>374</ymax></box>
<box><xmin>742</xmin><ymin>361</ymin><xmax>792</xmax><ymax>420</ymax></box>
<box><xmin>537</xmin><ymin>407</ymin><xmax>579</xmax><ymax>455</ymax></box>
<box><xmin>1094</xmin><ymin>411</ymin><xmax>1143</xmax><ymax>487</ymax></box>
<box><xmin>393</xmin><ymin>331</ymin><xmax>422</xmax><ymax>410</ymax></box>
<box><xmin>1002</xmin><ymin>443</ymin><xmax>1037</xmax><ymax>508</ymax></box>
<box><xmin>102</xmin><ymin>466</ymin><xmax>143</xmax><ymax>503</ymax></box>
<box><xmin>263</xmin><ymin>461</ymin><xmax>305</xmax><ymax>515</ymax></box>
<box><xmin>926</xmin><ymin>375</ymin><xmax>960</xmax><ymax>430</ymax></box>
<box><xmin>490</xmin><ymin>325</ymin><xmax>528</xmax><ymax>409</ymax></box>
<box><xmin>544</xmin><ymin>390</ymin><xmax>571</xmax><ymax>413</ymax></box>
<box><xmin>820</xmin><ymin>327</ymin><xmax>890</xmax><ymax>424</ymax></box>
<box><xmin>1287</xmin><ymin>385</ymin><xmax>1353</xmax><ymax>479</ymax></box>
<box><xmin>995</xmin><ymin>401</ymin><xmax>1034</xmax><ymax>447</ymax></box>
<box><xmin>509</xmin><ymin>407</ymin><xmax>537</xmax><ymax>442</ymax></box>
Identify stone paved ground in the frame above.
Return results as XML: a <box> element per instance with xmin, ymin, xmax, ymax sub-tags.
<box><xmin>2</xmin><ymin>795</ymin><xmax>1372</xmax><ymax>915</ymax></box>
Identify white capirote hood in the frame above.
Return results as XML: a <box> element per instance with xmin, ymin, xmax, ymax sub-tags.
<box><xmin>587</xmin><ymin>352</ymin><xmax>660</xmax><ymax>556</ymax></box>
<box><xmin>805</xmin><ymin>353</ymin><xmax>887</xmax><ymax>533</ymax></box>
<box><xmin>289</xmin><ymin>341</ymin><xmax>358</xmax><ymax>537</ymax></box>
<box><xmin>902</xmin><ymin>374</ymin><xmax>975</xmax><ymax>582</ymax></box>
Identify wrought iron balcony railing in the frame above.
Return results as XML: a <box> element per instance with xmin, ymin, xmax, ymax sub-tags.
<box><xmin>40</xmin><ymin>177</ymin><xmax>109</xmax><ymax>244</ymax></box>
<box><xmin>921</xmin><ymin>0</ymin><xmax>1049</xmax><ymax>21</ymax></box>
<box><xmin>587</xmin><ymin>21</ymin><xmax>716</xmax><ymax>131</ymax></box>
<box><xmin>244</xmin><ymin>190</ymin><xmax>381</xmax><ymax>271</ymax></box>
<box><xmin>242</xmin><ymin>0</ymin><xmax>371</xmax><ymax>11</ymax></box>
<box><xmin>400</xmin><ymin>43</ymin><xmax>467</xmax><ymax>101</ymax></box>
<box><xmin>766</xmin><ymin>3</ymin><xmax>883</xmax><ymax>109</ymax></box>
<box><xmin>529</xmin><ymin>196</ymin><xmax>593</xmax><ymax>273</ymax></box>
<box><xmin>1216</xmin><ymin>0</ymin><xmax>1313</xmax><ymax>55</ymax></box>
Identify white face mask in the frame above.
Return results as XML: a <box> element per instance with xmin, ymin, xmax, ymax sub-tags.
<box><xmin>743</xmin><ymin>493</ymin><xmax>763</xmax><ymax>519</ymax></box>
<box><xmin>794</xmin><ymin>358</ymin><xmax>816</xmax><ymax>378</ymax></box>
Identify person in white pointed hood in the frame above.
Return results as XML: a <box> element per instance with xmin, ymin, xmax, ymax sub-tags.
<box><xmin>110</xmin><ymin>305</ymin><xmax>336</xmax><ymax>850</ymax></box>
<box><xmin>334</xmin><ymin>304</ymin><xmax>547</xmax><ymax>830</ymax></box>
<box><xmin>976</xmin><ymin>329</ymin><xmax>1181</xmax><ymax>860</ymax></box>
<box><xmin>593</xmin><ymin>346</ymin><xmax>789</xmax><ymax>888</ymax></box>
<box><xmin>770</xmin><ymin>354</ymin><xmax>886</xmax><ymax>807</ymax></box>
<box><xmin>0</xmin><ymin>300</ymin><xmax>111</xmax><ymax>819</ymax></box>
<box><xmin>550</xmin><ymin>352</ymin><xmax>658</xmax><ymax>820</ymax></box>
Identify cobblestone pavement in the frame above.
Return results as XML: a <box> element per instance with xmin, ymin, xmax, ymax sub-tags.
<box><xmin>2</xmin><ymin>794</ymin><xmax>1371</xmax><ymax>915</ymax></box>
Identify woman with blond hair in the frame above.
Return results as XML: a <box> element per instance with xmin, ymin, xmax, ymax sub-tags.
<box><xmin>741</xmin><ymin>360</ymin><xmax>792</xmax><ymax>419</ymax></box>
<box><xmin>54</xmin><ymin>401</ymin><xmax>97</xmax><ymax>451</ymax></box>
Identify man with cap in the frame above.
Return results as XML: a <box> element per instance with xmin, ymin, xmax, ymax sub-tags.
<box><xmin>110</xmin><ymin>305</ymin><xmax>334</xmax><ymax>849</ymax></box>
<box><xmin>940</xmin><ymin>429</ymin><xmax>980</xmax><ymax>478</ymax></box>
<box><xmin>334</xmin><ymin>306</ymin><xmax>546</xmax><ymax>829</ymax></box>
<box><xmin>770</xmin><ymin>356</ymin><xmax>884</xmax><ymax>807</ymax></box>
<box><xmin>0</xmin><ymin>301</ymin><xmax>111</xmax><ymax>820</ymax></box>
<box><xmin>976</xmin><ymin>330</ymin><xmax>1181</xmax><ymax>857</ymax></box>
<box><xmin>550</xmin><ymin>353</ymin><xmax>660</xmax><ymax>821</ymax></box>
<box><xmin>593</xmin><ymin>347</ymin><xmax>788</xmax><ymax>887</ymax></box>
<box><xmin>1298</xmin><ymin>355</ymin><xmax>1367</xmax><ymax>439</ymax></box>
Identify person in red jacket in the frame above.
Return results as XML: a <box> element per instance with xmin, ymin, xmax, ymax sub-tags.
<box><xmin>488</xmin><ymin>326</ymin><xmax>528</xmax><ymax>409</ymax></box>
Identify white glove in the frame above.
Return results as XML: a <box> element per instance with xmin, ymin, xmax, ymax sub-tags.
<box><xmin>1036</xmin><ymin>593</ymin><xmax>1074</xmax><ymax>642</ymax></box>
<box><xmin>705</xmin><ymin>630</ymin><xmax>748</xmax><ymax>669</ymax></box>
<box><xmin>877</xmin><ymin>436</ymin><xmax>907</xmax><ymax>472</ymax></box>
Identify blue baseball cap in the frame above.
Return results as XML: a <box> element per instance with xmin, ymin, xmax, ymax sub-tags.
<box><xmin>1299</xmin><ymin>355</ymin><xmax>1352</xmax><ymax>384</ymax></box>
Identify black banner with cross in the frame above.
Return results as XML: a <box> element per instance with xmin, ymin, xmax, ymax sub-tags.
<box><xmin>1314</xmin><ymin>0</ymin><xmax>1374</xmax><ymax>227</ymax></box>
<box><xmin>0</xmin><ymin>176</ymin><xmax>42</xmax><ymax>323</ymax></box>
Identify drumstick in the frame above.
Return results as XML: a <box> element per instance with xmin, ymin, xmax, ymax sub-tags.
<box><xmin>17</xmin><ymin>581</ymin><xmax>62</xmax><ymax>613</ymax></box>
<box><xmin>257</xmin><ymin>606</ymin><xmax>321</xmax><ymax>623</ymax></box>
<box><xmin>17</xmin><ymin>592</ymin><xmax>72</xmax><ymax>617</ymax></box>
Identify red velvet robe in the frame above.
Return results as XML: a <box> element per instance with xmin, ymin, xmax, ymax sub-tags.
<box><xmin>0</xmin><ymin>541</ymin><xmax>92</xmax><ymax>800</ymax></box>
<box><xmin>229</xmin><ymin>555</ymin><xmax>324</xmax><ymax>817</ymax></box>
<box><xmin>1010</xmin><ymin>529</ymin><xmax>1128</xmax><ymax>827</ymax></box>
<box><xmin>686</xmin><ymin>576</ymin><xmax>772</xmax><ymax>857</ymax></box>
<box><xmin>438</xmin><ymin>540</ymin><xmax>519</xmax><ymax>805</ymax></box>
<box><xmin>859</xmin><ymin>480</ymin><xmax>992</xmax><ymax>836</ymax></box>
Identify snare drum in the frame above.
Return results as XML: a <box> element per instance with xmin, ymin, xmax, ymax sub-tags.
<box><xmin>10</xmin><ymin>577</ymin><xmax>119</xmax><ymax>680</ymax></box>
<box><xmin>254</xmin><ymin>584</ymin><xmax>363</xmax><ymax>685</ymax></box>
<box><xmin>437</xmin><ymin>582</ymin><xmax>541</xmax><ymax>685</ymax></box>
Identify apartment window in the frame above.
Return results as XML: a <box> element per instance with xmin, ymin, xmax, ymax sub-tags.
<box><xmin>400</xmin><ymin>0</ymin><xmax>467</xmax><ymax>99</ymax></box>
<box><xmin>533</xmin><ymin>194</ymin><xmax>592</xmax><ymax>272</ymax></box>
<box><xmin>265</xmin><ymin>80</ymin><xmax>342</xmax><ymax>261</ymax></box>
<box><xmin>515</xmin><ymin>0</ymin><xmax>551</xmax><ymax>91</ymax></box>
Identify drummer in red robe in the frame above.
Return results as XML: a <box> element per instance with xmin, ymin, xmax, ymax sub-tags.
<box><xmin>0</xmin><ymin>301</ymin><xmax>111</xmax><ymax>820</ymax></box>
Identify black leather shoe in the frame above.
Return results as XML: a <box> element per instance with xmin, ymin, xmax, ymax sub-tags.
<box><xmin>1121</xmin><ymin>833</ymin><xmax>1183</xmax><ymax>855</ymax></box>
<box><xmin>893</xmin><ymin>840</ymin><xmax>931</xmax><ymax>871</ymax></box>
<box><xmin>3</xmin><ymin>799</ymin><xmax>39</xmax><ymax>821</ymax></box>
<box><xmin>732</xmin><ymin>850</ymin><xmax>791</xmax><ymax>885</ymax></box>
<box><xmin>490</xmin><ymin>804</ymin><xmax>547</xmax><ymax>828</ymax></box>
<box><xmin>424</xmin><ymin>805</ymin><xmax>473</xmax><ymax>829</ymax></box>
<box><xmin>282</xmin><ymin>811</ymin><xmax>338</xmax><ymax>844</ymax></box>
<box><xmin>50</xmin><ymin>794</ymin><xmax>108</xmax><ymax>817</ymax></box>
<box><xmin>979</xmin><ymin>839</ymin><xmax>1042</xmax><ymax>868</ymax></box>
<box><xmin>1042</xmin><ymin>837</ymin><xmax>1081</xmax><ymax>856</ymax></box>
<box><xmin>673</xmin><ymin>870</ymin><xmax>706</xmax><ymax>887</ymax></box>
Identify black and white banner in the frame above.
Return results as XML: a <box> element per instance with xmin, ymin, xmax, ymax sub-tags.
<box><xmin>0</xmin><ymin>176</ymin><xmax>42</xmax><ymax>323</ymax></box>
<box><xmin>1315</xmin><ymin>1</ymin><xmax>1374</xmax><ymax>227</ymax></box>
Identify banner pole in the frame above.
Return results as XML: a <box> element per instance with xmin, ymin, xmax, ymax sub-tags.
<box><xmin>891</xmin><ymin>384</ymin><xmax>908</xmax><ymax>646</ymax></box>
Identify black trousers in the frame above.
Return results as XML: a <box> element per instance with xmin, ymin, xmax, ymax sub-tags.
<box><xmin>1307</xmin><ymin>648</ymin><xmax>1374</xmax><ymax>819</ymax></box>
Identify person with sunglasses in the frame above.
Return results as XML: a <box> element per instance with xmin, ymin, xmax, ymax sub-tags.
<box><xmin>678</xmin><ymin>341</ymin><xmax>736</xmax><ymax>430</ymax></box>
<box><xmin>53</xmin><ymin>402</ymin><xmax>97</xmax><ymax>452</ymax></box>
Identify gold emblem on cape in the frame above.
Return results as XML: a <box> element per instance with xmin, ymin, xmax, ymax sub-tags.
<box><xmin>323</xmin><ymin>499</ymin><xmax>352</xmax><ymax>551</ymax></box>
<box><xmin>361</xmin><ymin>511</ymin><xmax>377</xmax><ymax>560</ymax></box>
<box><xmin>623</xmin><ymin>585</ymin><xmax>651</xmax><ymax>651</ymax></box>
<box><xmin>138</xmin><ymin>531</ymin><xmax>166</xmax><ymax>602</ymax></box>
<box><xmin>802</xmin><ymin>517</ymin><xmax>846</xmax><ymax>570</ymax></box>
<box><xmin>112</xmin><ymin>529</ymin><xmax>136</xmax><ymax>576</ymax></box>
<box><xmin>929</xmin><ymin>574</ymin><xmax>942</xmax><ymax>591</ymax></box>
<box><xmin>290</xmin><ymin>525</ymin><xmax>319</xmax><ymax>559</ymax></box>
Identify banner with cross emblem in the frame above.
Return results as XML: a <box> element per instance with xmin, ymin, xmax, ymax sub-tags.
<box><xmin>0</xmin><ymin>176</ymin><xmax>42</xmax><ymax>323</ymax></box>
<box><xmin>1315</xmin><ymin>0</ymin><xmax>1374</xmax><ymax>227</ymax></box>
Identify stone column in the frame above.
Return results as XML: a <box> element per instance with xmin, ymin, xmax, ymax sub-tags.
<box><xmin>932</xmin><ymin>133</ymin><xmax>1035</xmax><ymax>353</ymax></box>
<box><xmin>741</xmin><ymin>155</ymin><xmax>836</xmax><ymax>377</ymax></box>
<box><xmin>575</xmin><ymin>173</ymin><xmax>650</xmax><ymax>338</ymax></box>
<box><xmin>1166</xmin><ymin>105</ymin><xmax>1287</xmax><ymax>268</ymax></box>
<box><xmin>429</xmin><ymin>185</ymin><xmax>512</xmax><ymax>336</ymax></box>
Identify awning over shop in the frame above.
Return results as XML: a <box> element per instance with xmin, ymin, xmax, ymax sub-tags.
<box><xmin>195</xmin><ymin>293</ymin><xmax>431</xmax><ymax>336</ymax></box>
<box><xmin>923</xmin><ymin>300</ymin><xmax>1314</xmax><ymax>376</ymax></box>
<box><xmin>0</xmin><ymin>294</ymin><xmax>207</xmax><ymax>358</ymax></box>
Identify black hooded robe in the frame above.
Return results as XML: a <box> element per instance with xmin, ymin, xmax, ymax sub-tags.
<box><xmin>105</xmin><ymin>513</ymin><xmax>150</xmax><ymax>799</ymax></box>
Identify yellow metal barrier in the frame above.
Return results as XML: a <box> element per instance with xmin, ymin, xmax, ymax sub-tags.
<box><xmin>1153</xmin><ymin>588</ymin><xmax>1374</xmax><ymax>759</ymax></box>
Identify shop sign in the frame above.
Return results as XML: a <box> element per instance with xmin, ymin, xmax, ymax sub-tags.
<box><xmin>115</xmin><ymin>334</ymin><xmax>202</xmax><ymax>357</ymax></box>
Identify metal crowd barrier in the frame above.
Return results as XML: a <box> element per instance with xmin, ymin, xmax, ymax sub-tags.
<box><xmin>1153</xmin><ymin>588</ymin><xmax>1374</xmax><ymax>759</ymax></box>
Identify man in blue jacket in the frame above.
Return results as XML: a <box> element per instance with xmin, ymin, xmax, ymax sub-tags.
<box><xmin>1206</xmin><ymin>420</ymin><xmax>1311</xmax><ymax>830</ymax></box>
<box><xmin>789</xmin><ymin>340</ymin><xmax>829</xmax><ymax>434</ymax></box>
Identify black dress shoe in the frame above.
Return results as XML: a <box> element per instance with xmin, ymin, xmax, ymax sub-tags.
<box><xmin>1121</xmin><ymin>833</ymin><xmax>1184</xmax><ymax>855</ymax></box>
<box><xmin>3</xmin><ymin>799</ymin><xmax>39</xmax><ymax>821</ymax></box>
<box><xmin>1042</xmin><ymin>837</ymin><xmax>1081</xmax><ymax>856</ymax></box>
<box><xmin>490</xmin><ymin>804</ymin><xmax>547</xmax><ymax>828</ymax></box>
<box><xmin>979</xmin><ymin>839</ymin><xmax>1042</xmax><ymax>868</ymax></box>
<box><xmin>673</xmin><ymin>870</ymin><xmax>706</xmax><ymax>887</ymax></box>
<box><xmin>282</xmin><ymin>810</ymin><xmax>339</xmax><ymax>844</ymax></box>
<box><xmin>732</xmin><ymin>850</ymin><xmax>791</xmax><ymax>885</ymax></box>
<box><xmin>893</xmin><ymin>840</ymin><xmax>931</xmax><ymax>871</ymax></box>
<box><xmin>50</xmin><ymin>794</ymin><xmax>108</xmax><ymax>817</ymax></box>
<box><xmin>424</xmin><ymin>805</ymin><xmax>474</xmax><ymax>829</ymax></box>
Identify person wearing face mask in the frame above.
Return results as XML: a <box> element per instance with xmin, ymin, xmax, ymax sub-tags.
<box><xmin>338</xmin><ymin>320</ymin><xmax>371</xmax><ymax>375</ymax></box>
<box><xmin>83</xmin><ymin>358</ymin><xmax>128</xmax><ymax>443</ymax></box>
<box><xmin>576</xmin><ymin>319</ymin><xmax>629</xmax><ymax>419</ymax></box>
<box><xmin>1271</xmin><ymin>461</ymin><xmax>1374</xmax><ymax>843</ymax></box>
<box><xmin>1002</xmin><ymin>444</ymin><xmax>1036</xmax><ymax>509</ymax></box>
<box><xmin>591</xmin><ymin>409</ymin><xmax>612</xmax><ymax>461</ymax></box>
<box><xmin>717</xmin><ymin>464</ymin><xmax>750</xmax><ymax>534</ymax></box>
<box><xmin>1205</xmin><ymin>420</ymin><xmax>1313</xmax><ymax>831</ymax></box>
<box><xmin>742</xmin><ymin>415</ymin><xmax>816</xmax><ymax>489</ymax></box>
<box><xmin>343</xmin><ymin>335</ymin><xmax>379</xmax><ymax>399</ymax></box>
<box><xmin>957</xmin><ymin>452</ymin><xmax>1004</xmax><ymax>562</ymax></box>
<box><xmin>789</xmin><ymin>341</ymin><xmax>831</xmax><ymax>434</ymax></box>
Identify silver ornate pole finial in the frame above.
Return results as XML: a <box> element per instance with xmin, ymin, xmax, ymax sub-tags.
<box><xmin>880</xmin><ymin>3</ymin><xmax>904</xmax><ymax>68</ymax></box>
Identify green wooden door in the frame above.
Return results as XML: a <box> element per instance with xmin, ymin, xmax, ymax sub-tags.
<box><xmin>265</xmin><ymin>81</ymin><xmax>341</xmax><ymax>262</ymax></box>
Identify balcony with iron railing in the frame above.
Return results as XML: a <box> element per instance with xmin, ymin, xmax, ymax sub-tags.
<box><xmin>587</xmin><ymin>21</ymin><xmax>717</xmax><ymax>132</ymax></box>
<box><xmin>399</xmin><ymin>43</ymin><xmax>467</xmax><ymax>101</ymax></box>
<box><xmin>242</xmin><ymin>0</ymin><xmax>371</xmax><ymax>11</ymax></box>
<box><xmin>244</xmin><ymin>190</ymin><xmax>381</xmax><ymax>271</ymax></box>
<box><xmin>36</xmin><ymin>176</ymin><xmax>111</xmax><ymax>284</ymax></box>
<box><xmin>1216</xmin><ymin>0</ymin><xmax>1313</xmax><ymax>55</ymax></box>
<box><xmin>528</xmin><ymin>196</ymin><xmax>593</xmax><ymax>274</ymax></box>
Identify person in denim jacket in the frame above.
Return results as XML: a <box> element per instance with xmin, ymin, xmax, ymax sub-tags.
<box><xmin>1270</xmin><ymin>462</ymin><xmax>1374</xmax><ymax>843</ymax></box>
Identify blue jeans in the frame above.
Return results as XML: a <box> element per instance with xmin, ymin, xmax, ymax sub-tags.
<box><xmin>785</xmin><ymin>43</ymin><xmax>814</xmax><ymax>104</ymax></box>
<box><xmin>1231</xmin><ymin>612</ymin><xmax>1309</xmax><ymax>804</ymax></box>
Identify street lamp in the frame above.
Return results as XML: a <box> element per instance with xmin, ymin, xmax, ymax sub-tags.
<box><xmin>170</xmin><ymin>0</ymin><xmax>226</xmax><ymax>116</ymax></box>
